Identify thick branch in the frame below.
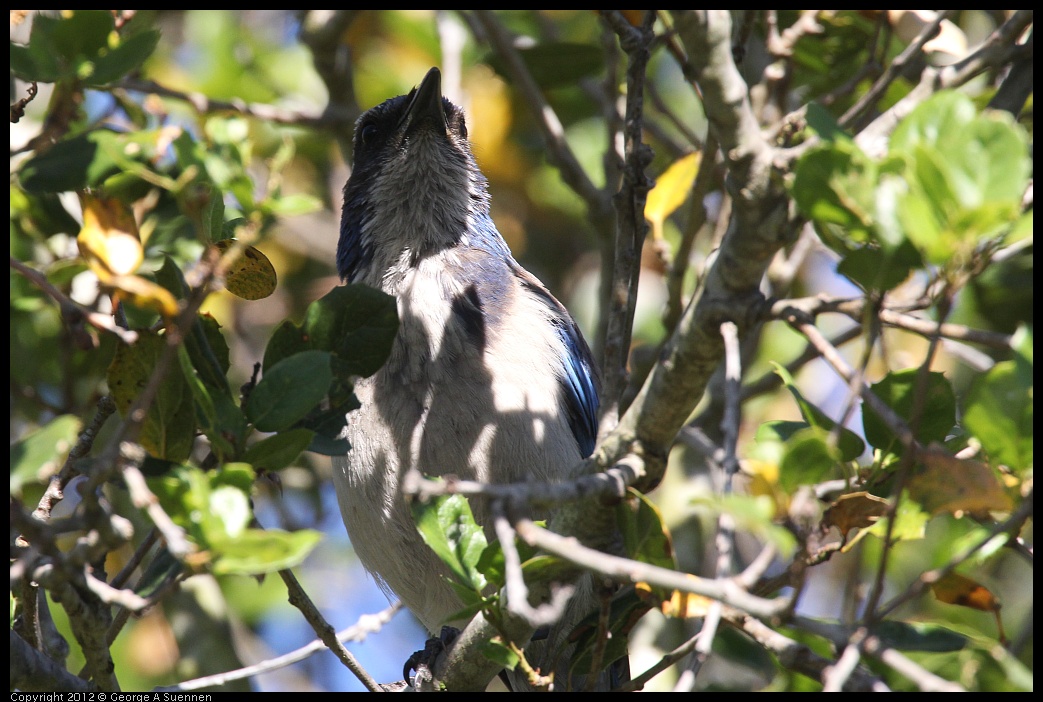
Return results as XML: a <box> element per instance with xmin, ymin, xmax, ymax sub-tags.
<box><xmin>597</xmin><ymin>11</ymin><xmax>792</xmax><ymax>487</ymax></box>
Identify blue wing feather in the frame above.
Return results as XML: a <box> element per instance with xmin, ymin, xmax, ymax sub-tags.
<box><xmin>508</xmin><ymin>260</ymin><xmax>600</xmax><ymax>458</ymax></box>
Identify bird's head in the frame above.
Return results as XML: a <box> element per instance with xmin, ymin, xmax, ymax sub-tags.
<box><xmin>338</xmin><ymin>68</ymin><xmax>493</xmax><ymax>283</ymax></box>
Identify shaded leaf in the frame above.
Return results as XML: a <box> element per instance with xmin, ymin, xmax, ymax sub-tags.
<box><xmin>779</xmin><ymin>426</ymin><xmax>841</xmax><ymax>493</ymax></box>
<box><xmin>771</xmin><ymin>363</ymin><xmax>865</xmax><ymax>461</ymax></box>
<box><xmin>963</xmin><ymin>359</ymin><xmax>1033</xmax><ymax>473</ymax></box>
<box><xmin>243</xmin><ymin>428</ymin><xmax>316</xmax><ymax>472</ymax></box>
<box><xmin>107</xmin><ymin>331</ymin><xmax>195</xmax><ymax>462</ymax></box>
<box><xmin>908</xmin><ymin>451</ymin><xmax>1014</xmax><ymax>516</ymax></box>
<box><xmin>10</xmin><ymin>415</ymin><xmax>82</xmax><ymax>495</ymax></box>
<box><xmin>931</xmin><ymin>572</ymin><xmax>1001</xmax><ymax>613</ymax></box>
<box><xmin>873</xmin><ymin>620</ymin><xmax>967</xmax><ymax>652</ymax></box>
<box><xmin>822</xmin><ymin>491</ymin><xmax>890</xmax><ymax>536</ymax></box>
<box><xmin>305</xmin><ymin>284</ymin><xmax>399</xmax><ymax>378</ymax></box>
<box><xmin>245</xmin><ymin>350</ymin><xmax>332</xmax><ymax>432</ymax></box>
<box><xmin>616</xmin><ymin>488</ymin><xmax>676</xmax><ymax>570</ymax></box>
<box><xmin>487</xmin><ymin>43</ymin><xmax>603</xmax><ymax>89</ymax></box>
<box><xmin>479</xmin><ymin>638</ymin><xmax>520</xmax><ymax>670</ymax></box>
<box><xmin>862</xmin><ymin>369</ymin><xmax>955</xmax><ymax>454</ymax></box>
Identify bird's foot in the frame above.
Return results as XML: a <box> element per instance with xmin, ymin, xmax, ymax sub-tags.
<box><xmin>403</xmin><ymin>626</ymin><xmax>459</xmax><ymax>690</ymax></box>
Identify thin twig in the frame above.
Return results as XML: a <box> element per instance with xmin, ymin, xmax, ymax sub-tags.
<box><xmin>163</xmin><ymin>602</ymin><xmax>402</xmax><ymax>692</ymax></box>
<box><xmin>514</xmin><ymin>519</ymin><xmax>792</xmax><ymax>620</ymax></box>
<box><xmin>493</xmin><ymin>501</ymin><xmax>574</xmax><ymax>628</ymax></box>
<box><xmin>840</xmin><ymin>10</ymin><xmax>957</xmax><ymax>129</ymax></box>
<box><xmin>9</xmin><ymin>257</ymin><xmax>140</xmax><ymax>345</ymax></box>
<box><xmin>279</xmin><ymin>568</ymin><xmax>386</xmax><ymax>692</ymax></box>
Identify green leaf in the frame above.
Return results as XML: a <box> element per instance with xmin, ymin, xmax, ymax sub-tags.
<box><xmin>771</xmin><ymin>363</ymin><xmax>865</xmax><ymax>461</ymax></box>
<box><xmin>262</xmin><ymin>319</ymin><xmax>313</xmax><ymax>374</ymax></box>
<box><xmin>85</xmin><ymin>29</ymin><xmax>160</xmax><ymax>86</ymax></box>
<box><xmin>108</xmin><ymin>331</ymin><xmax>195</xmax><ymax>462</ymax></box>
<box><xmin>779</xmin><ymin>426</ymin><xmax>841</xmax><ymax>493</ymax></box>
<box><xmin>616</xmin><ymin>488</ymin><xmax>676</xmax><ymax>570</ymax></box>
<box><xmin>805</xmin><ymin>102</ymin><xmax>851</xmax><ymax>142</ymax></box>
<box><xmin>243</xmin><ymin>429</ymin><xmax>316</xmax><ymax>472</ymax></box>
<box><xmin>263</xmin><ymin>193</ymin><xmax>322</xmax><ymax>217</ymax></box>
<box><xmin>245</xmin><ymin>350</ymin><xmax>333</xmax><ymax>432</ymax></box>
<box><xmin>210</xmin><ymin>528</ymin><xmax>323</xmax><ymax>575</ymax></box>
<box><xmin>487</xmin><ymin>42</ymin><xmax>603</xmax><ymax>89</ymax></box>
<box><xmin>209</xmin><ymin>484</ymin><xmax>251</xmax><ymax>539</ymax></box>
<box><xmin>133</xmin><ymin>549</ymin><xmax>183</xmax><ymax>598</ymax></box>
<box><xmin>846</xmin><ymin>493</ymin><xmax>929</xmax><ymax>551</ymax></box>
<box><xmin>963</xmin><ymin>359</ymin><xmax>1033</xmax><ymax>472</ymax></box>
<box><xmin>18</xmin><ymin>131</ymin><xmax>122</xmax><ymax>193</ymax></box>
<box><xmin>10</xmin><ymin>415</ymin><xmax>82</xmax><ymax>495</ymax></box>
<box><xmin>791</xmin><ymin>141</ymin><xmax>877</xmax><ymax>245</ymax></box>
<box><xmin>568</xmin><ymin>587</ymin><xmax>650</xmax><ymax>675</ymax></box>
<box><xmin>890</xmin><ymin>91</ymin><xmax>1030</xmax><ymax>264</ymax></box>
<box><xmin>305</xmin><ymin>284</ymin><xmax>399</xmax><ymax>378</ymax></box>
<box><xmin>411</xmin><ymin>494</ymin><xmax>488</xmax><ymax>592</ymax></box>
<box><xmin>690</xmin><ymin>494</ymin><xmax>797</xmax><ymax>557</ymax></box>
<box><xmin>479</xmin><ymin>638</ymin><xmax>520</xmax><ymax>670</ymax></box>
<box><xmin>862</xmin><ymin>369</ymin><xmax>955</xmax><ymax>454</ymax></box>
<box><xmin>836</xmin><ymin>239</ymin><xmax>922</xmax><ymax>292</ymax></box>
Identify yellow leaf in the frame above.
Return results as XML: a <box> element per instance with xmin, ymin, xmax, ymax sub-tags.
<box><xmin>635</xmin><ymin>578</ymin><xmax>713</xmax><ymax>619</ymax></box>
<box><xmin>77</xmin><ymin>192</ymin><xmax>143</xmax><ymax>278</ymax></box>
<box><xmin>108</xmin><ymin>274</ymin><xmax>180</xmax><ymax>320</ymax></box>
<box><xmin>931</xmin><ymin>572</ymin><xmax>1001</xmax><ymax>612</ymax></box>
<box><xmin>619</xmin><ymin>10</ymin><xmax>645</xmax><ymax>27</ymax></box>
<box><xmin>645</xmin><ymin>152</ymin><xmax>701</xmax><ymax>241</ymax></box>
<box><xmin>213</xmin><ymin>240</ymin><xmax>278</xmax><ymax>301</ymax></box>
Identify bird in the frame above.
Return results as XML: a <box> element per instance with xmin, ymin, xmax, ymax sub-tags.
<box><xmin>330</xmin><ymin>67</ymin><xmax>611</xmax><ymax>690</ymax></box>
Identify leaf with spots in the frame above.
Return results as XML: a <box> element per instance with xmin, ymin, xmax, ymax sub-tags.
<box><xmin>107</xmin><ymin>331</ymin><xmax>195</xmax><ymax>462</ymax></box>
<box><xmin>213</xmin><ymin>239</ymin><xmax>278</xmax><ymax>301</ymax></box>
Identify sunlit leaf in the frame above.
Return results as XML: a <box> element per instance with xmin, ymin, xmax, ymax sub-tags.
<box><xmin>412</xmin><ymin>494</ymin><xmax>488</xmax><ymax>593</ymax></box>
<box><xmin>210</xmin><ymin>528</ymin><xmax>323</xmax><ymax>575</ymax></box>
<box><xmin>845</xmin><ymin>493</ymin><xmax>928</xmax><ymax>551</ymax></box>
<box><xmin>107</xmin><ymin>274</ymin><xmax>180</xmax><ymax>320</ymax></box>
<box><xmin>646</xmin><ymin>152</ymin><xmax>700</xmax><ymax>241</ymax></box>
<box><xmin>77</xmin><ymin>192</ymin><xmax>143</xmax><ymax>278</ymax></box>
<box><xmin>213</xmin><ymin>239</ymin><xmax>278</xmax><ymax>301</ymax></box>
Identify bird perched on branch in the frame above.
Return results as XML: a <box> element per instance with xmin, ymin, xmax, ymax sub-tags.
<box><xmin>331</xmin><ymin>68</ymin><xmax>613</xmax><ymax>690</ymax></box>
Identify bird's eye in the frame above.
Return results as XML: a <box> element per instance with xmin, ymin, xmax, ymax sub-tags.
<box><xmin>360</xmin><ymin>123</ymin><xmax>379</xmax><ymax>145</ymax></box>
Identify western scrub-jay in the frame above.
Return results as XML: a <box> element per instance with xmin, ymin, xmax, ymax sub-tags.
<box><xmin>331</xmin><ymin>67</ymin><xmax>609</xmax><ymax>690</ymax></box>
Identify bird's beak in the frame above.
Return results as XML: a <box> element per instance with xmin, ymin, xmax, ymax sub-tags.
<box><xmin>403</xmin><ymin>67</ymin><xmax>447</xmax><ymax>137</ymax></box>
